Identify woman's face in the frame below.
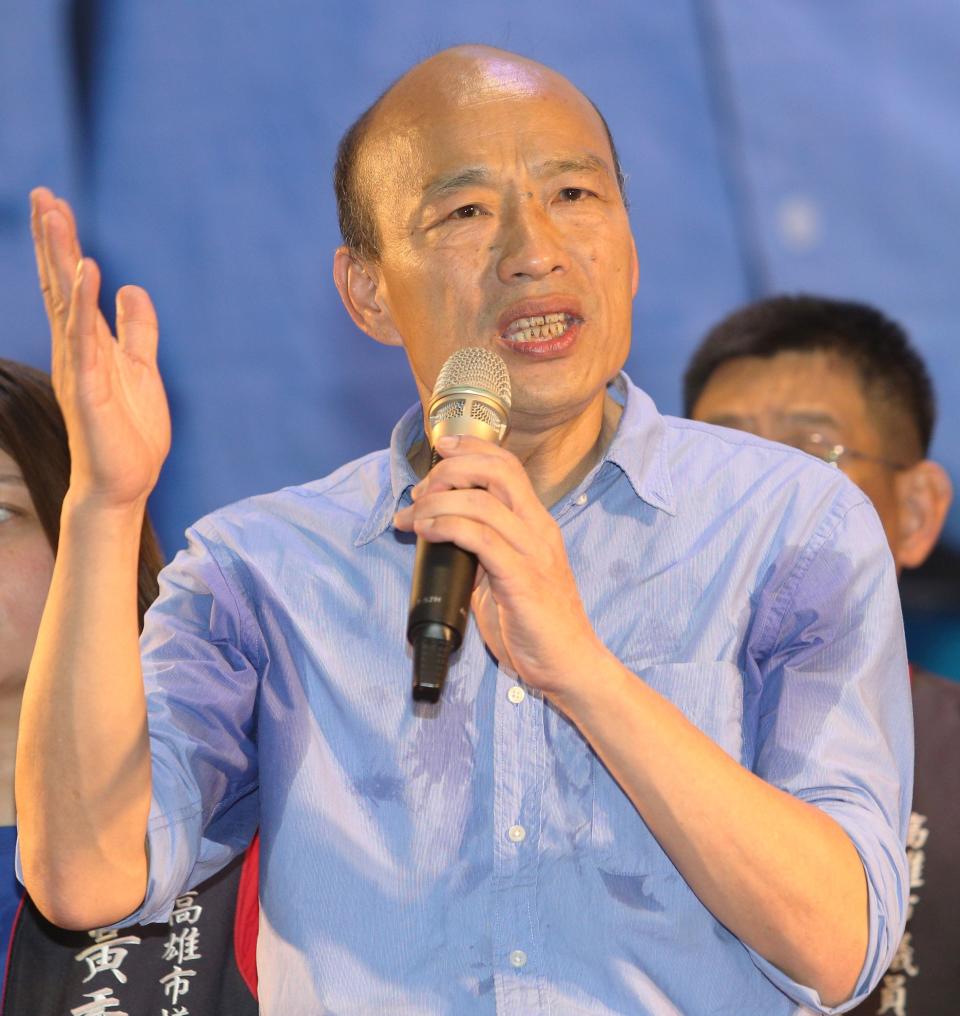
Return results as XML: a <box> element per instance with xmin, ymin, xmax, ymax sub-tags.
<box><xmin>0</xmin><ymin>448</ymin><xmax>54</xmax><ymax>693</ymax></box>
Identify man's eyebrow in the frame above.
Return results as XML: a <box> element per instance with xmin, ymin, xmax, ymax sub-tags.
<box><xmin>420</xmin><ymin>154</ymin><xmax>612</xmax><ymax>201</ymax></box>
<box><xmin>421</xmin><ymin>167</ymin><xmax>491</xmax><ymax>199</ymax></box>
<box><xmin>781</xmin><ymin>410</ymin><xmax>843</xmax><ymax>429</ymax></box>
<box><xmin>534</xmin><ymin>155</ymin><xmax>611</xmax><ymax>179</ymax></box>
<box><xmin>0</xmin><ymin>473</ymin><xmax>25</xmax><ymax>485</ymax></box>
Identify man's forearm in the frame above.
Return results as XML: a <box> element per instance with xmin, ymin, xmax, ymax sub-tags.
<box><xmin>16</xmin><ymin>494</ymin><xmax>152</xmax><ymax>930</ymax></box>
<box><xmin>552</xmin><ymin>650</ymin><xmax>869</xmax><ymax>1008</ymax></box>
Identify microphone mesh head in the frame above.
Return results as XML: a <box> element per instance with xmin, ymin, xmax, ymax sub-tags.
<box><xmin>432</xmin><ymin>348</ymin><xmax>511</xmax><ymax>408</ymax></box>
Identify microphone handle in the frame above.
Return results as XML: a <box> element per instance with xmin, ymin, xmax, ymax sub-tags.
<box><xmin>408</xmin><ymin>452</ymin><xmax>478</xmax><ymax>702</ymax></box>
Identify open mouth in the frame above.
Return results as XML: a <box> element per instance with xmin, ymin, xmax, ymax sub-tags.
<box><xmin>501</xmin><ymin>311</ymin><xmax>577</xmax><ymax>343</ymax></box>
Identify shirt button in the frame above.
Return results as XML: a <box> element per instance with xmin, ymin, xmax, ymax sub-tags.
<box><xmin>507</xmin><ymin>824</ymin><xmax>526</xmax><ymax>843</ymax></box>
<box><xmin>575</xmin><ymin>493</ymin><xmax>588</xmax><ymax>506</ymax></box>
<box><xmin>507</xmin><ymin>685</ymin><xmax>525</xmax><ymax>704</ymax></box>
<box><xmin>509</xmin><ymin>949</ymin><xmax>528</xmax><ymax>969</ymax></box>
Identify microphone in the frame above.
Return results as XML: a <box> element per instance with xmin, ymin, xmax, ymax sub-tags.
<box><xmin>408</xmin><ymin>347</ymin><xmax>512</xmax><ymax>702</ymax></box>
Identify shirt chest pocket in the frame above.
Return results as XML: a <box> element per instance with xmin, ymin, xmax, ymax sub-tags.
<box><xmin>591</xmin><ymin>661</ymin><xmax>745</xmax><ymax>876</ymax></box>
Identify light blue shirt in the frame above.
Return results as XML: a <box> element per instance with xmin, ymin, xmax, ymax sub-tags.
<box><xmin>132</xmin><ymin>374</ymin><xmax>911</xmax><ymax>1015</ymax></box>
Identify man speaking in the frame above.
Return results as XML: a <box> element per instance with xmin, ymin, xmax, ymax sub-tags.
<box><xmin>18</xmin><ymin>46</ymin><xmax>910</xmax><ymax>1014</ymax></box>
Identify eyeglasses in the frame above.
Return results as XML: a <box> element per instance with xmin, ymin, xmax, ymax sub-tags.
<box><xmin>788</xmin><ymin>432</ymin><xmax>910</xmax><ymax>471</ymax></box>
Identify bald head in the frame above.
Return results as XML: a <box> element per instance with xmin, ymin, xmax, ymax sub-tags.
<box><xmin>376</xmin><ymin>45</ymin><xmax>584</xmax><ymax>124</ymax></box>
<box><xmin>333</xmin><ymin>46</ymin><xmax>625</xmax><ymax>261</ymax></box>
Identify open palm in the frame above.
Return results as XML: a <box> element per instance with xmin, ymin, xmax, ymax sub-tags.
<box><xmin>31</xmin><ymin>188</ymin><xmax>171</xmax><ymax>507</ymax></box>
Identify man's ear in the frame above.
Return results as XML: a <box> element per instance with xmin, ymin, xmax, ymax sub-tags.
<box><xmin>894</xmin><ymin>459</ymin><xmax>954</xmax><ymax>570</ymax></box>
<box><xmin>332</xmin><ymin>247</ymin><xmax>403</xmax><ymax>347</ymax></box>
<box><xmin>629</xmin><ymin>234</ymin><xmax>639</xmax><ymax>298</ymax></box>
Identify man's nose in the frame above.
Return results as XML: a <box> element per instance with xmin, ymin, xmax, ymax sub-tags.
<box><xmin>496</xmin><ymin>201</ymin><xmax>567</xmax><ymax>283</ymax></box>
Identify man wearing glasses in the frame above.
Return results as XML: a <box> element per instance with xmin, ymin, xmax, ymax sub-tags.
<box><xmin>685</xmin><ymin>293</ymin><xmax>957</xmax><ymax>1015</ymax></box>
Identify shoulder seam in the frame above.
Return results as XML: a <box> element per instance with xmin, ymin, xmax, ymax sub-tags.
<box><xmin>285</xmin><ymin>448</ymin><xmax>387</xmax><ymax>500</ymax></box>
<box><xmin>188</xmin><ymin>521</ymin><xmax>268</xmax><ymax>673</ymax></box>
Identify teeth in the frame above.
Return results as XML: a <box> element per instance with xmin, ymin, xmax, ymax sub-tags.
<box><xmin>504</xmin><ymin>312</ymin><xmax>572</xmax><ymax>343</ymax></box>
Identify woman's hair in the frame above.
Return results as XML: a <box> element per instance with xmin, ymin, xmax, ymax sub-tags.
<box><xmin>0</xmin><ymin>358</ymin><xmax>164</xmax><ymax>630</ymax></box>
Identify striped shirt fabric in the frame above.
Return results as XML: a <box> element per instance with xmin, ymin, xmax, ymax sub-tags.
<box><xmin>127</xmin><ymin>373</ymin><xmax>911</xmax><ymax>1014</ymax></box>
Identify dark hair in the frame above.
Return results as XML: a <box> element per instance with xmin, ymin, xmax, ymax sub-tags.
<box><xmin>0</xmin><ymin>358</ymin><xmax>164</xmax><ymax>630</ymax></box>
<box><xmin>682</xmin><ymin>295</ymin><xmax>936</xmax><ymax>457</ymax></box>
<box><xmin>333</xmin><ymin>73</ymin><xmax>627</xmax><ymax>262</ymax></box>
<box><xmin>333</xmin><ymin>97</ymin><xmax>384</xmax><ymax>261</ymax></box>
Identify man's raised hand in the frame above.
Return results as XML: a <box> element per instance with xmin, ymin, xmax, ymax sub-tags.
<box><xmin>30</xmin><ymin>187</ymin><xmax>170</xmax><ymax>509</ymax></box>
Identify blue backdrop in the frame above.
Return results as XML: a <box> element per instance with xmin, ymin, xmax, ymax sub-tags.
<box><xmin>2</xmin><ymin>1</ymin><xmax>958</xmax><ymax>671</ymax></box>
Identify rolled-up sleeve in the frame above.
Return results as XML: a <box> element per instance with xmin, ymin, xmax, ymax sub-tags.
<box><xmin>124</xmin><ymin>521</ymin><xmax>262</xmax><ymax>926</ymax></box>
<box><xmin>748</xmin><ymin>498</ymin><xmax>912</xmax><ymax>1012</ymax></box>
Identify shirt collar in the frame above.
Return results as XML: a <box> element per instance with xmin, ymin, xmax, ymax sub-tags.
<box><xmin>355</xmin><ymin>402</ymin><xmax>424</xmax><ymax>546</ymax></box>
<box><xmin>599</xmin><ymin>373</ymin><xmax>677</xmax><ymax>516</ymax></box>
<box><xmin>355</xmin><ymin>371</ymin><xmax>676</xmax><ymax>547</ymax></box>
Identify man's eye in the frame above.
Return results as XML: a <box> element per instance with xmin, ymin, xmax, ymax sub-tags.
<box><xmin>0</xmin><ymin>506</ymin><xmax>15</xmax><ymax>523</ymax></box>
<box><xmin>559</xmin><ymin>187</ymin><xmax>591</xmax><ymax>202</ymax></box>
<box><xmin>449</xmin><ymin>204</ymin><xmax>484</xmax><ymax>220</ymax></box>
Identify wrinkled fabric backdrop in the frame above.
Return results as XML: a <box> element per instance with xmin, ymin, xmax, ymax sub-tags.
<box><xmin>2</xmin><ymin>0</ymin><xmax>958</xmax><ymax>675</ymax></box>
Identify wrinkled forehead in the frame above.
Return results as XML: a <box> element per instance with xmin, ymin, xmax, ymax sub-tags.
<box><xmin>702</xmin><ymin>350</ymin><xmax>865</xmax><ymax>404</ymax></box>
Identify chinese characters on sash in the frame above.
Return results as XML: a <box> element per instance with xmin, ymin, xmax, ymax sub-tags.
<box><xmin>69</xmin><ymin>890</ymin><xmax>205</xmax><ymax>1016</ymax></box>
<box><xmin>877</xmin><ymin>811</ymin><xmax>928</xmax><ymax>1016</ymax></box>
